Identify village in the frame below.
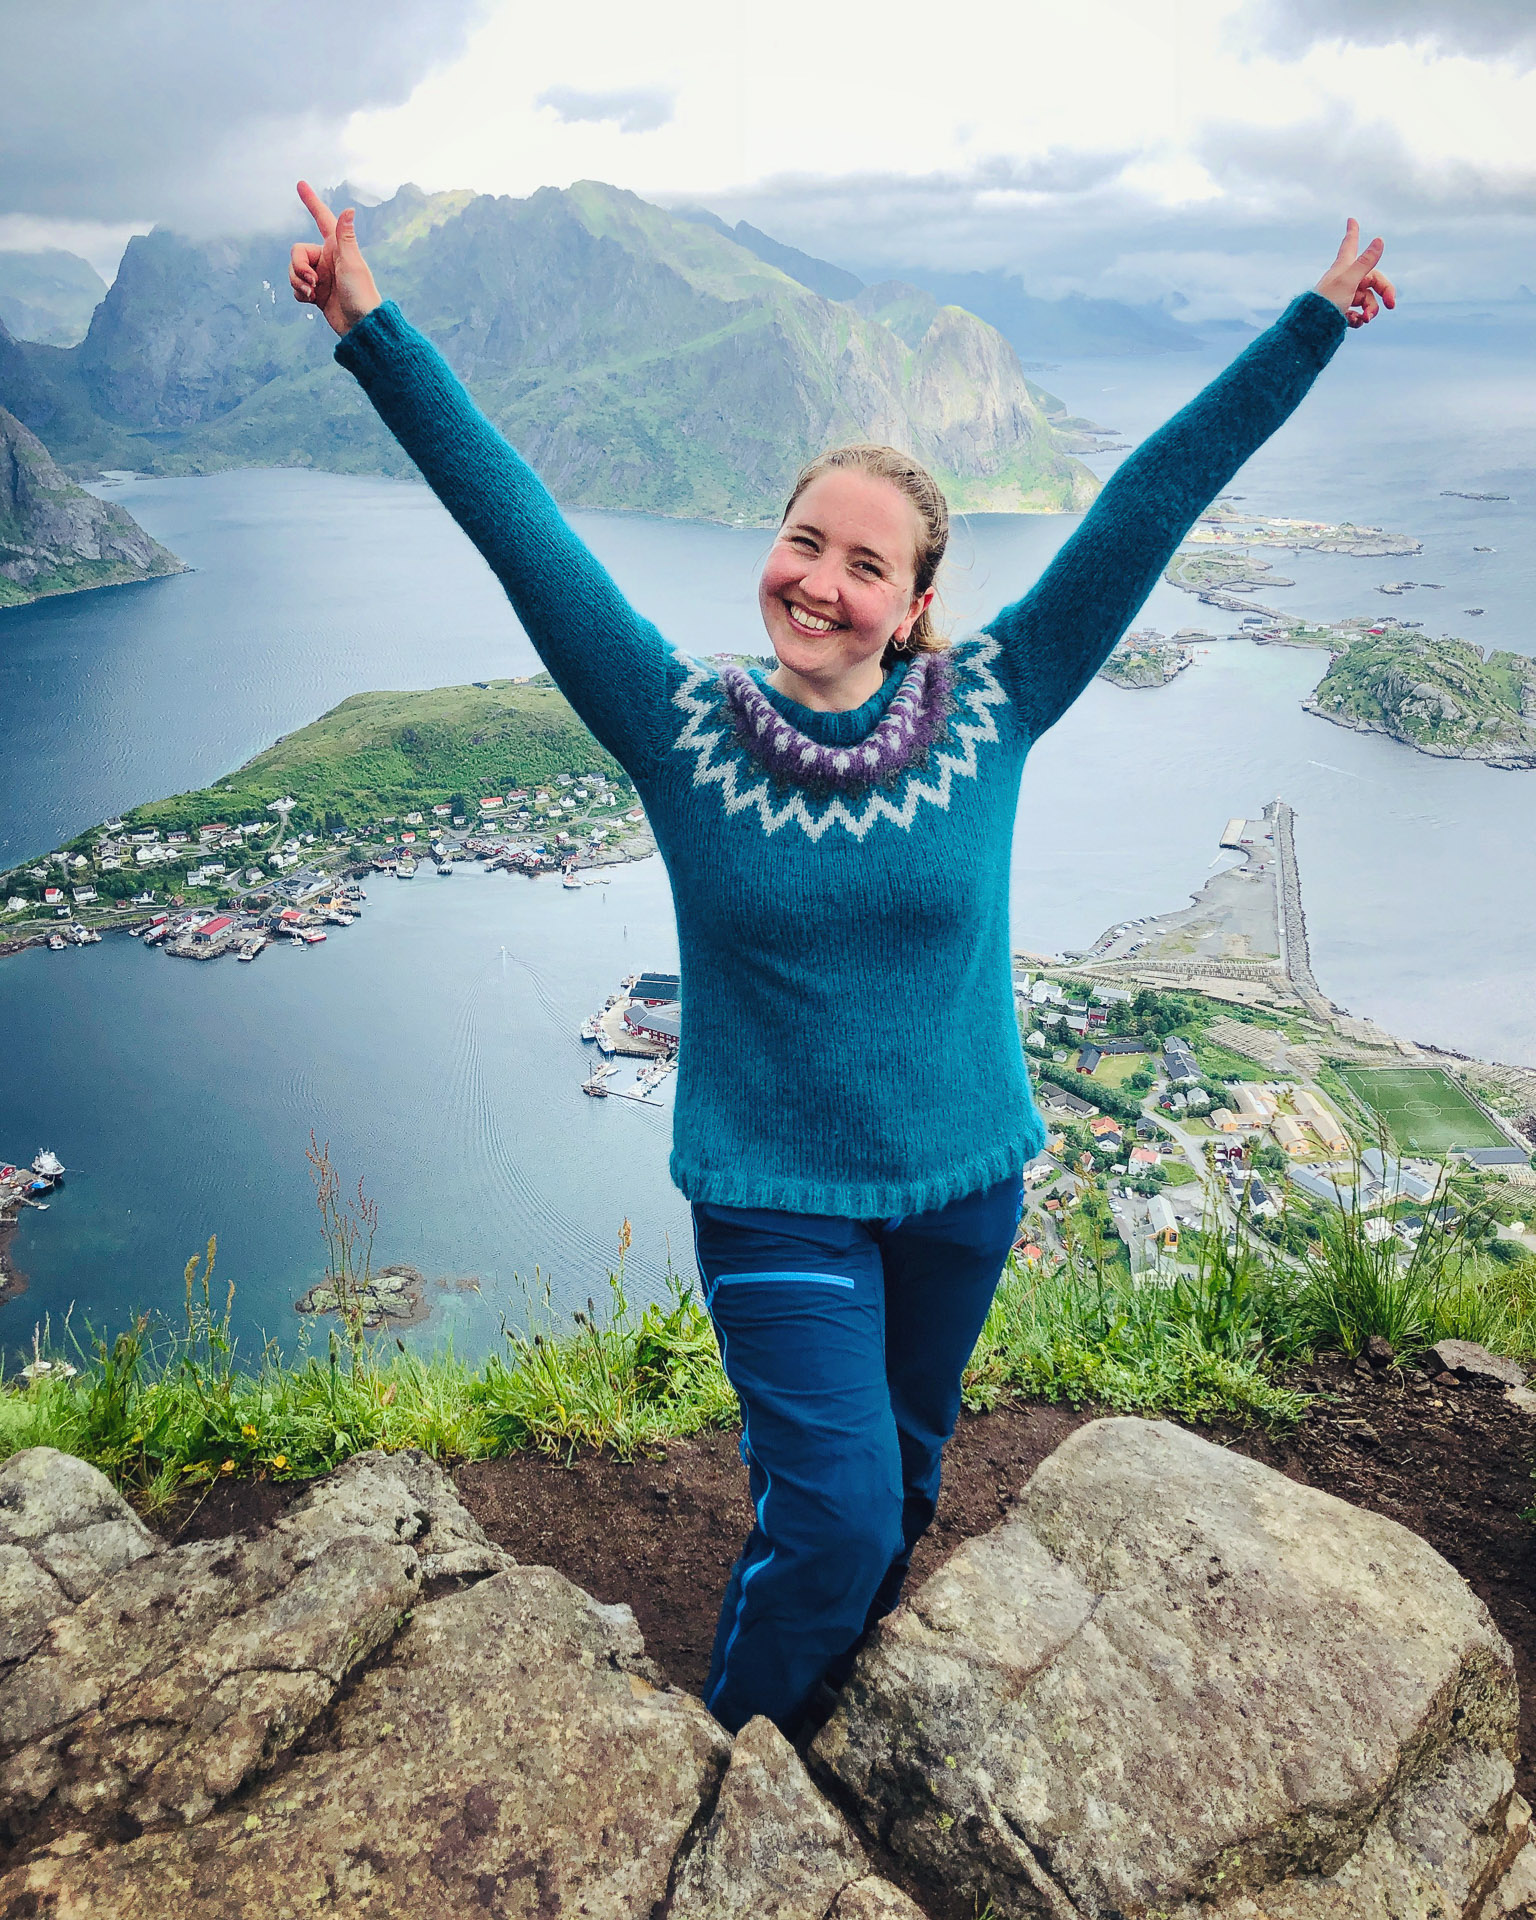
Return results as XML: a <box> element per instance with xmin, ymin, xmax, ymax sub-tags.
<box><xmin>0</xmin><ymin>769</ymin><xmax>658</xmax><ymax>968</ymax></box>
<box><xmin>1009</xmin><ymin>799</ymin><xmax>1536</xmax><ymax>1281</ymax></box>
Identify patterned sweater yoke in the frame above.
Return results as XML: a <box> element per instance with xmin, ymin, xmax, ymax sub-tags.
<box><xmin>336</xmin><ymin>292</ymin><xmax>1346</xmax><ymax>1217</ymax></box>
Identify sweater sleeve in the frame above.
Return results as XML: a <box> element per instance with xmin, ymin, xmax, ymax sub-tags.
<box><xmin>983</xmin><ymin>291</ymin><xmax>1347</xmax><ymax>741</ymax></box>
<box><xmin>334</xmin><ymin>301</ymin><xmax>673</xmax><ymax>778</ymax></box>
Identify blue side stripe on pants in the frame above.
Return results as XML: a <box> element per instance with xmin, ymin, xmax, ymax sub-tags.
<box><xmin>713</xmin><ymin>1270</ymin><xmax>855</xmax><ymax>1290</ymax></box>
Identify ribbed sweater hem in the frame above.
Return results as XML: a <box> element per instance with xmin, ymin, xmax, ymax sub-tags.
<box><xmin>670</xmin><ymin>1125</ymin><xmax>1046</xmax><ymax>1220</ymax></box>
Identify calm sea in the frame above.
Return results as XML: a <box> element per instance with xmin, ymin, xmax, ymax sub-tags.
<box><xmin>3</xmin><ymin>305</ymin><xmax>1532</xmax><ymax>1360</ymax></box>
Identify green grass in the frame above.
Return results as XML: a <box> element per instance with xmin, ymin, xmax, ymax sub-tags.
<box><xmin>1338</xmin><ymin>1067</ymin><xmax>1509</xmax><ymax>1155</ymax></box>
<box><xmin>1078</xmin><ymin>1050</ymin><xmax>1151</xmax><ymax>1089</ymax></box>
<box><xmin>123</xmin><ymin>677</ymin><xmax>624</xmax><ymax>839</ymax></box>
<box><xmin>7</xmin><ymin>1173</ymin><xmax>1535</xmax><ymax>1506</ymax></box>
<box><xmin>1192</xmin><ymin>1041</ymin><xmax>1269</xmax><ymax>1083</ymax></box>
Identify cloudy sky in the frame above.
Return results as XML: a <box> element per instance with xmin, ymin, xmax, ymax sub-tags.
<box><xmin>2</xmin><ymin>0</ymin><xmax>1531</xmax><ymax>314</ymax></box>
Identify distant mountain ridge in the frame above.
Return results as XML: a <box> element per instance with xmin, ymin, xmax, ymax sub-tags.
<box><xmin>0</xmin><ymin>181</ymin><xmax>1099</xmax><ymax>524</ymax></box>
<box><xmin>675</xmin><ymin>211</ymin><xmax>1205</xmax><ymax>361</ymax></box>
<box><xmin>0</xmin><ymin>250</ymin><xmax>108</xmax><ymax>347</ymax></box>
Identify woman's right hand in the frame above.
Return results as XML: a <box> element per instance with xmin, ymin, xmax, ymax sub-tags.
<box><xmin>290</xmin><ymin>180</ymin><xmax>382</xmax><ymax>337</ymax></box>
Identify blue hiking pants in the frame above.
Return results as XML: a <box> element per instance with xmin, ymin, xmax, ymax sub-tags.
<box><xmin>691</xmin><ymin>1171</ymin><xmax>1023</xmax><ymax>1735</ymax></box>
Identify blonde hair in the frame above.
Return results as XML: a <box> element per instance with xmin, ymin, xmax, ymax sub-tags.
<box><xmin>781</xmin><ymin>444</ymin><xmax>949</xmax><ymax>667</ymax></box>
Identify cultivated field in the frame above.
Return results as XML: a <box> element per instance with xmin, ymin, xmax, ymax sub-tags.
<box><xmin>1338</xmin><ymin>1066</ymin><xmax>1510</xmax><ymax>1155</ymax></box>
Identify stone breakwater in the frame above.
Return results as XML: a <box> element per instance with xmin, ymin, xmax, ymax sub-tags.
<box><xmin>2</xmin><ymin>1421</ymin><xmax>1534</xmax><ymax>1917</ymax></box>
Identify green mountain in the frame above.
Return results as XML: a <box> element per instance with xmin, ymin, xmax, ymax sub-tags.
<box><xmin>0</xmin><ymin>181</ymin><xmax>1098</xmax><ymax>523</ymax></box>
<box><xmin>0</xmin><ymin>397</ymin><xmax>182</xmax><ymax>609</ymax></box>
<box><xmin>1306</xmin><ymin>634</ymin><xmax>1536</xmax><ymax>768</ymax></box>
<box><xmin>0</xmin><ymin>249</ymin><xmax>107</xmax><ymax>347</ymax></box>
<box><xmin>136</xmin><ymin>676</ymin><xmax>625</xmax><ymax>834</ymax></box>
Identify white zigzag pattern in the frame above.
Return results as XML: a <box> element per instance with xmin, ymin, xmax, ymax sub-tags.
<box><xmin>669</xmin><ymin>635</ymin><xmax>1009</xmax><ymax>842</ymax></box>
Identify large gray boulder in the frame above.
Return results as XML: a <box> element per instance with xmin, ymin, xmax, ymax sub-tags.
<box><xmin>813</xmin><ymin>1418</ymin><xmax>1531</xmax><ymax>1920</ymax></box>
<box><xmin>5</xmin><ymin>1565</ymin><xmax>734</xmax><ymax>1917</ymax></box>
<box><xmin>0</xmin><ymin>1446</ymin><xmax>507</xmax><ymax>1853</ymax></box>
<box><xmin>275</xmin><ymin>1444</ymin><xmax>514</xmax><ymax>1581</ymax></box>
<box><xmin>0</xmin><ymin>1445</ymin><xmax>158</xmax><ymax>1670</ymax></box>
<box><xmin>670</xmin><ymin>1714</ymin><xmax>872</xmax><ymax>1919</ymax></box>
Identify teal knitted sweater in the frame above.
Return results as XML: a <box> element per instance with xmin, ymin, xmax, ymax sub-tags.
<box><xmin>336</xmin><ymin>291</ymin><xmax>1345</xmax><ymax>1216</ymax></box>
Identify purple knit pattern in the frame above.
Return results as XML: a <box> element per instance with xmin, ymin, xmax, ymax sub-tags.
<box><xmin>719</xmin><ymin>654</ymin><xmax>955</xmax><ymax>797</ymax></box>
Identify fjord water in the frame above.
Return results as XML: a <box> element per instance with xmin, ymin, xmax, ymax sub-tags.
<box><xmin>2</xmin><ymin>307</ymin><xmax>1532</xmax><ymax>1359</ymax></box>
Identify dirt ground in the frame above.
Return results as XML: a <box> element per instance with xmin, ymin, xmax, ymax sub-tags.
<box><xmin>158</xmin><ymin>1362</ymin><xmax>1536</xmax><ymax>1802</ymax></box>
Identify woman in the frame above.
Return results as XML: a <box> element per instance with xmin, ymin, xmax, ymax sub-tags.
<box><xmin>291</xmin><ymin>186</ymin><xmax>1392</xmax><ymax>1736</ymax></box>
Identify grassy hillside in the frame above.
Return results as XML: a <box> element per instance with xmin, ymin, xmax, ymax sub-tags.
<box><xmin>128</xmin><ymin>678</ymin><xmax>621</xmax><ymax>835</ymax></box>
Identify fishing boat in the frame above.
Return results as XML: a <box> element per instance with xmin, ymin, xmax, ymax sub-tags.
<box><xmin>563</xmin><ymin>874</ymin><xmax>582</xmax><ymax>890</ymax></box>
<box><xmin>32</xmin><ymin>1150</ymin><xmax>65</xmax><ymax>1183</ymax></box>
<box><xmin>301</xmin><ymin>928</ymin><xmax>327</xmax><ymax>944</ymax></box>
<box><xmin>396</xmin><ymin>856</ymin><xmax>416</xmax><ymax>878</ymax></box>
<box><xmin>595</xmin><ymin>1031</ymin><xmax>615</xmax><ymax>1056</ymax></box>
<box><xmin>47</xmin><ymin>933</ymin><xmax>66</xmax><ymax>950</ymax></box>
<box><xmin>580</xmin><ymin>1015</ymin><xmax>602</xmax><ymax>1040</ymax></box>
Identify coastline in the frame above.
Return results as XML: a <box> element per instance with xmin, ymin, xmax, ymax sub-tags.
<box><xmin>0</xmin><ymin>1217</ymin><xmax>24</xmax><ymax>1312</ymax></box>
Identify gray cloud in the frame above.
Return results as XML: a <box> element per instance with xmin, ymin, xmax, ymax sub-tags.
<box><xmin>536</xmin><ymin>85</ymin><xmax>675</xmax><ymax>134</ymax></box>
<box><xmin>705</xmin><ymin>115</ymin><xmax>1536</xmax><ymax>318</ymax></box>
<box><xmin>0</xmin><ymin>0</ymin><xmax>490</xmax><ymax>232</ymax></box>
<box><xmin>1240</xmin><ymin>0</ymin><xmax>1536</xmax><ymax>66</ymax></box>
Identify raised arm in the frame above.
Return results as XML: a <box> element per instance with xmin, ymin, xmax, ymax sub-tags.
<box><xmin>291</xmin><ymin>184</ymin><xmax>672</xmax><ymax>777</ymax></box>
<box><xmin>985</xmin><ymin>223</ymin><xmax>1393</xmax><ymax>742</ymax></box>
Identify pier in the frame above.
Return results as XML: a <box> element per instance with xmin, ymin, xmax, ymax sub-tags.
<box><xmin>1270</xmin><ymin>800</ymin><xmax>1333</xmax><ymax>1022</ymax></box>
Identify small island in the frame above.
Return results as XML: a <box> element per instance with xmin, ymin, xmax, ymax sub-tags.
<box><xmin>1097</xmin><ymin>627</ymin><xmax>1193</xmax><ymax>688</ymax></box>
<box><xmin>0</xmin><ymin>674</ymin><xmax>657</xmax><ymax>956</ymax></box>
<box><xmin>1305</xmin><ymin>634</ymin><xmax>1536</xmax><ymax>768</ymax></box>
<box><xmin>1147</xmin><ymin>500</ymin><xmax>1534</xmax><ymax>770</ymax></box>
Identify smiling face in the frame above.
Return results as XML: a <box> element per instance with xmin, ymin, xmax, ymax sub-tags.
<box><xmin>758</xmin><ymin>469</ymin><xmax>933</xmax><ymax>701</ymax></box>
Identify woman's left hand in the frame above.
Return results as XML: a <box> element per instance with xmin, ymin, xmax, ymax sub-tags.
<box><xmin>1315</xmin><ymin>219</ymin><xmax>1396</xmax><ymax>329</ymax></box>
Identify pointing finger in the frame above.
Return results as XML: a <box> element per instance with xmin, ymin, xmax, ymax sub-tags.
<box><xmin>297</xmin><ymin>179</ymin><xmax>336</xmax><ymax>239</ymax></box>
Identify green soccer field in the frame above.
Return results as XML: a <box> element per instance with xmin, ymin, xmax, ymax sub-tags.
<box><xmin>1337</xmin><ymin>1067</ymin><xmax>1510</xmax><ymax>1155</ymax></box>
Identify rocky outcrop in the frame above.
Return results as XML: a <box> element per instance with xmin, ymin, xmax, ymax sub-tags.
<box><xmin>814</xmin><ymin>1417</ymin><xmax>1533</xmax><ymax>1919</ymax></box>
<box><xmin>0</xmin><ymin>404</ymin><xmax>182</xmax><ymax>607</ymax></box>
<box><xmin>0</xmin><ymin>1447</ymin><xmax>157</xmax><ymax>1670</ymax></box>
<box><xmin>1430</xmin><ymin>1340</ymin><xmax>1529</xmax><ymax>1391</ymax></box>
<box><xmin>4</xmin><ymin>1424</ymin><xmax>1531</xmax><ymax>1918</ymax></box>
<box><xmin>0</xmin><ymin>1446</ymin><xmax>911</xmax><ymax>1918</ymax></box>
